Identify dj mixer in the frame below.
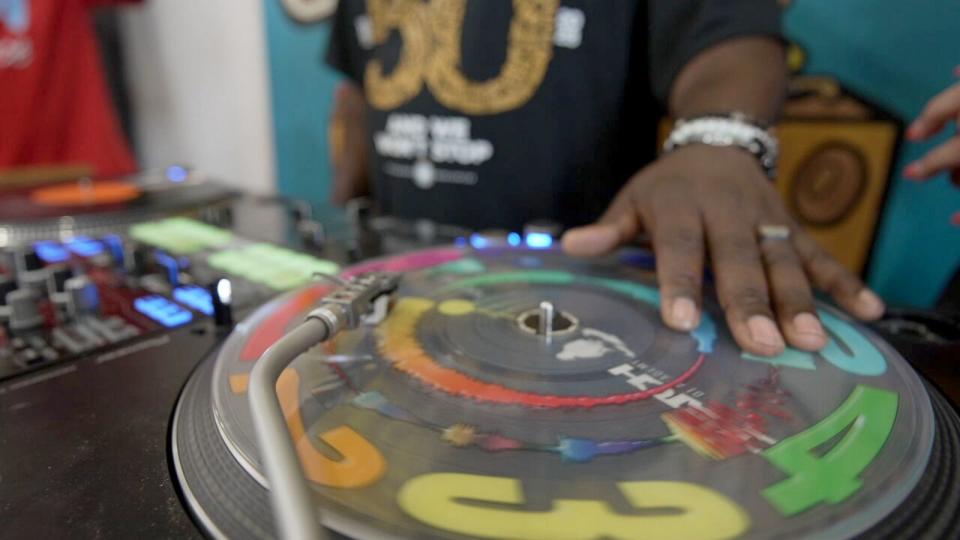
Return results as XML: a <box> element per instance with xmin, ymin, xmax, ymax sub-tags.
<box><xmin>1</xmin><ymin>173</ymin><xmax>959</xmax><ymax>539</ymax></box>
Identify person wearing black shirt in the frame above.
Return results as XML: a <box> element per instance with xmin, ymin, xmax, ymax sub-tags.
<box><xmin>324</xmin><ymin>0</ymin><xmax>886</xmax><ymax>357</ymax></box>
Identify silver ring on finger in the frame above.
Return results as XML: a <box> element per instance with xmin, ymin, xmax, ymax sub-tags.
<box><xmin>757</xmin><ymin>224</ymin><xmax>792</xmax><ymax>243</ymax></box>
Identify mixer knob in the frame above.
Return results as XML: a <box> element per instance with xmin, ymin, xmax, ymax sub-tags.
<box><xmin>16</xmin><ymin>248</ymin><xmax>43</xmax><ymax>273</ymax></box>
<box><xmin>7</xmin><ymin>288</ymin><xmax>44</xmax><ymax>332</ymax></box>
<box><xmin>0</xmin><ymin>250</ymin><xmax>16</xmax><ymax>277</ymax></box>
<box><xmin>124</xmin><ymin>242</ymin><xmax>152</xmax><ymax>277</ymax></box>
<box><xmin>64</xmin><ymin>276</ymin><xmax>101</xmax><ymax>319</ymax></box>
<box><xmin>15</xmin><ymin>248</ymin><xmax>48</xmax><ymax>293</ymax></box>
<box><xmin>47</xmin><ymin>264</ymin><xmax>75</xmax><ymax>294</ymax></box>
<box><xmin>0</xmin><ymin>276</ymin><xmax>17</xmax><ymax>321</ymax></box>
<box><xmin>209</xmin><ymin>278</ymin><xmax>234</xmax><ymax>330</ymax></box>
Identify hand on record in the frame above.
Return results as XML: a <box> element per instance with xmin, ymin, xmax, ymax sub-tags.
<box><xmin>562</xmin><ymin>144</ymin><xmax>886</xmax><ymax>357</ymax></box>
<box><xmin>904</xmin><ymin>67</ymin><xmax>960</xmax><ymax>225</ymax></box>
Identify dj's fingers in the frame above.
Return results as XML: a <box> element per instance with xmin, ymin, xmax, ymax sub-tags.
<box><xmin>907</xmin><ymin>82</ymin><xmax>960</xmax><ymax>141</ymax></box>
<box><xmin>904</xmin><ymin>137</ymin><xmax>960</xmax><ymax>180</ymax></box>
<box><xmin>707</xmin><ymin>215</ymin><xmax>785</xmax><ymax>357</ymax></box>
<box><xmin>651</xmin><ymin>204</ymin><xmax>704</xmax><ymax>331</ymax></box>
<box><xmin>758</xmin><ymin>227</ymin><xmax>827</xmax><ymax>351</ymax></box>
<box><xmin>792</xmin><ymin>230</ymin><xmax>885</xmax><ymax>320</ymax></box>
<box><xmin>562</xmin><ymin>191</ymin><xmax>640</xmax><ymax>257</ymax></box>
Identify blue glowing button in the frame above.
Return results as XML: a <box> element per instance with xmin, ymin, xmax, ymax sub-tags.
<box><xmin>34</xmin><ymin>241</ymin><xmax>70</xmax><ymax>264</ymax></box>
<box><xmin>469</xmin><ymin>234</ymin><xmax>489</xmax><ymax>249</ymax></box>
<box><xmin>507</xmin><ymin>232</ymin><xmax>522</xmax><ymax>246</ymax></box>
<box><xmin>173</xmin><ymin>285</ymin><xmax>213</xmax><ymax>316</ymax></box>
<box><xmin>65</xmin><ymin>236</ymin><xmax>104</xmax><ymax>258</ymax></box>
<box><xmin>102</xmin><ymin>234</ymin><xmax>125</xmax><ymax>264</ymax></box>
<box><xmin>153</xmin><ymin>251</ymin><xmax>180</xmax><ymax>286</ymax></box>
<box><xmin>165</xmin><ymin>165</ymin><xmax>189</xmax><ymax>183</ymax></box>
<box><xmin>470</xmin><ymin>230</ymin><xmax>514</xmax><ymax>249</ymax></box>
<box><xmin>524</xmin><ymin>232</ymin><xmax>553</xmax><ymax>249</ymax></box>
<box><xmin>134</xmin><ymin>295</ymin><xmax>193</xmax><ymax>327</ymax></box>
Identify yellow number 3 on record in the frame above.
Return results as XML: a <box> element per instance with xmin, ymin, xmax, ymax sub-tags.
<box><xmin>398</xmin><ymin>473</ymin><xmax>750</xmax><ymax>540</ymax></box>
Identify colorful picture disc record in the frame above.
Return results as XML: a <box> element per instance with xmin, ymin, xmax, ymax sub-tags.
<box><xmin>28</xmin><ymin>180</ymin><xmax>143</xmax><ymax>207</ymax></box>
<box><xmin>173</xmin><ymin>246</ymin><xmax>936</xmax><ymax>539</ymax></box>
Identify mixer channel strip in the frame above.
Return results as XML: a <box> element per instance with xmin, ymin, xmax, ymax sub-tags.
<box><xmin>0</xmin><ymin>217</ymin><xmax>340</xmax><ymax>380</ymax></box>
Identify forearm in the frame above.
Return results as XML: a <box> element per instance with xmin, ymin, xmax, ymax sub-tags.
<box><xmin>329</xmin><ymin>81</ymin><xmax>371</xmax><ymax>206</ymax></box>
<box><xmin>668</xmin><ymin>37</ymin><xmax>787</xmax><ymax>124</ymax></box>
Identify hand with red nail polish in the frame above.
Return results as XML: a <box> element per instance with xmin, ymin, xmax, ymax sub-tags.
<box><xmin>905</xmin><ymin>70</ymin><xmax>960</xmax><ymax>181</ymax></box>
<box><xmin>904</xmin><ymin>69</ymin><xmax>960</xmax><ymax>224</ymax></box>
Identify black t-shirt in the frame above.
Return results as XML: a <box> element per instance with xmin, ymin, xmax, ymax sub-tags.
<box><xmin>327</xmin><ymin>0</ymin><xmax>781</xmax><ymax>231</ymax></box>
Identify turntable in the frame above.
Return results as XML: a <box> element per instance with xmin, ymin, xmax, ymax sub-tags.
<box><xmin>171</xmin><ymin>245</ymin><xmax>960</xmax><ymax>539</ymax></box>
<box><xmin>0</xmin><ymin>167</ymin><xmax>237</xmax><ymax>247</ymax></box>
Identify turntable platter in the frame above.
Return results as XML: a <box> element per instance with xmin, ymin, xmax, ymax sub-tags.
<box><xmin>0</xmin><ymin>171</ymin><xmax>237</xmax><ymax>246</ymax></box>
<box><xmin>173</xmin><ymin>246</ymin><xmax>942</xmax><ymax>539</ymax></box>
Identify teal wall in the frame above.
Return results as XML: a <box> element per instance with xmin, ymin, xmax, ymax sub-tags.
<box><xmin>263</xmin><ymin>1</ymin><xmax>340</xmax><ymax>220</ymax></box>
<box><xmin>785</xmin><ymin>1</ymin><xmax>960</xmax><ymax>307</ymax></box>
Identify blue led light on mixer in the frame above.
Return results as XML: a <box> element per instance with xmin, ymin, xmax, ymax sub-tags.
<box><xmin>154</xmin><ymin>251</ymin><xmax>180</xmax><ymax>286</ymax></box>
<box><xmin>469</xmin><ymin>234</ymin><xmax>489</xmax><ymax>249</ymax></box>
<box><xmin>507</xmin><ymin>232</ymin><xmax>522</xmax><ymax>246</ymax></box>
<box><xmin>173</xmin><ymin>285</ymin><xmax>213</xmax><ymax>316</ymax></box>
<box><xmin>65</xmin><ymin>236</ymin><xmax>104</xmax><ymax>258</ymax></box>
<box><xmin>134</xmin><ymin>295</ymin><xmax>193</xmax><ymax>328</ymax></box>
<box><xmin>165</xmin><ymin>165</ymin><xmax>189</xmax><ymax>183</ymax></box>
<box><xmin>102</xmin><ymin>235</ymin><xmax>125</xmax><ymax>264</ymax></box>
<box><xmin>34</xmin><ymin>241</ymin><xmax>70</xmax><ymax>264</ymax></box>
<box><xmin>524</xmin><ymin>232</ymin><xmax>553</xmax><ymax>249</ymax></box>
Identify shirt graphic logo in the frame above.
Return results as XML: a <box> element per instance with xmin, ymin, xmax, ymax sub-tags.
<box><xmin>363</xmin><ymin>0</ymin><xmax>565</xmax><ymax>115</ymax></box>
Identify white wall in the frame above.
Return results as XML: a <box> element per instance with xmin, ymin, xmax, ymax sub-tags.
<box><xmin>120</xmin><ymin>1</ymin><xmax>276</xmax><ymax>194</ymax></box>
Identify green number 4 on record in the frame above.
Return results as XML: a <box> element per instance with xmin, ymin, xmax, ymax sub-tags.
<box><xmin>762</xmin><ymin>385</ymin><xmax>899</xmax><ymax>516</ymax></box>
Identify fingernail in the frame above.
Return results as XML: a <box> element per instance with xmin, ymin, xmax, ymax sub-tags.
<box><xmin>903</xmin><ymin>162</ymin><xmax>924</xmax><ymax>180</ymax></box>
<box><xmin>793</xmin><ymin>312</ymin><xmax>825</xmax><ymax>337</ymax></box>
<box><xmin>670</xmin><ymin>297</ymin><xmax>698</xmax><ymax>330</ymax></box>
<box><xmin>746</xmin><ymin>315</ymin><xmax>785</xmax><ymax>350</ymax></box>
<box><xmin>562</xmin><ymin>225</ymin><xmax>617</xmax><ymax>256</ymax></box>
<box><xmin>906</xmin><ymin>123</ymin><xmax>923</xmax><ymax>140</ymax></box>
<box><xmin>792</xmin><ymin>312</ymin><xmax>827</xmax><ymax>349</ymax></box>
<box><xmin>951</xmin><ymin>211</ymin><xmax>960</xmax><ymax>227</ymax></box>
<box><xmin>954</xmin><ymin>65</ymin><xmax>960</xmax><ymax>77</ymax></box>
<box><xmin>856</xmin><ymin>289</ymin><xmax>885</xmax><ymax>319</ymax></box>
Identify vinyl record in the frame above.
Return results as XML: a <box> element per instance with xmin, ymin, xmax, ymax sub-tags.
<box><xmin>0</xmin><ymin>171</ymin><xmax>237</xmax><ymax>246</ymax></box>
<box><xmin>172</xmin><ymin>246</ymin><xmax>955</xmax><ymax>539</ymax></box>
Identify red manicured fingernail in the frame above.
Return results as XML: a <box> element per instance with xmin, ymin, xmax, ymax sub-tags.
<box><xmin>906</xmin><ymin>124</ymin><xmax>924</xmax><ymax>140</ymax></box>
<box><xmin>904</xmin><ymin>162</ymin><xmax>924</xmax><ymax>180</ymax></box>
<box><xmin>951</xmin><ymin>211</ymin><xmax>960</xmax><ymax>227</ymax></box>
